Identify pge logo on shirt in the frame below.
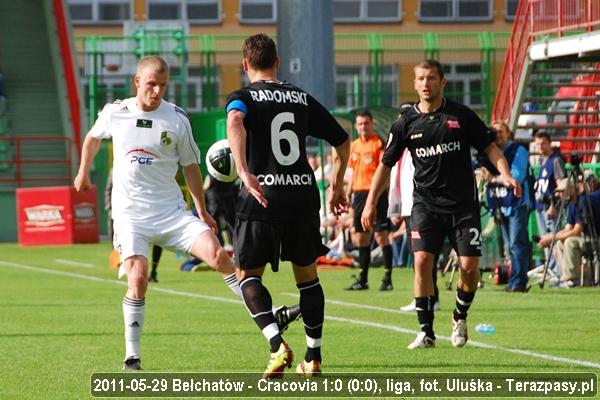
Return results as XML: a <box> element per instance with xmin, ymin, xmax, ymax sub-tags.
<box><xmin>131</xmin><ymin>156</ymin><xmax>153</xmax><ymax>165</ymax></box>
<box><xmin>126</xmin><ymin>148</ymin><xmax>160</xmax><ymax>165</ymax></box>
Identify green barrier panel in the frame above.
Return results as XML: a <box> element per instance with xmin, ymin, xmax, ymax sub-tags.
<box><xmin>189</xmin><ymin>109</ymin><xmax>226</xmax><ymax>177</ymax></box>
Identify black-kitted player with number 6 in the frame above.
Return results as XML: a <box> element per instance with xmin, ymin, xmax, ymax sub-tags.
<box><xmin>361</xmin><ymin>60</ymin><xmax>520</xmax><ymax>350</ymax></box>
<box><xmin>226</xmin><ymin>34</ymin><xmax>350</xmax><ymax>378</ymax></box>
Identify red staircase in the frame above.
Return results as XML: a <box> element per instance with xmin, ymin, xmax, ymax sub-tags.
<box><xmin>493</xmin><ymin>0</ymin><xmax>600</xmax><ymax>124</ymax></box>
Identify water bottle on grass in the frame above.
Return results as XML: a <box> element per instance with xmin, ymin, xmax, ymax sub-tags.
<box><xmin>475</xmin><ymin>323</ymin><xmax>496</xmax><ymax>334</ymax></box>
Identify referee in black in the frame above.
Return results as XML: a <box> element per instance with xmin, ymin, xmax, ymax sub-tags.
<box><xmin>362</xmin><ymin>60</ymin><xmax>520</xmax><ymax>349</ymax></box>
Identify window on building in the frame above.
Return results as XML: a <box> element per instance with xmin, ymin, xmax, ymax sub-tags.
<box><xmin>147</xmin><ymin>0</ymin><xmax>220</xmax><ymax>22</ymax></box>
<box><xmin>68</xmin><ymin>0</ymin><xmax>131</xmax><ymax>24</ymax></box>
<box><xmin>334</xmin><ymin>0</ymin><xmax>361</xmax><ymax>20</ymax></box>
<box><xmin>99</xmin><ymin>1</ymin><xmax>130</xmax><ymax>20</ymax></box>
<box><xmin>419</xmin><ymin>0</ymin><xmax>492</xmax><ymax>21</ymax></box>
<box><xmin>335</xmin><ymin>64</ymin><xmax>398</xmax><ymax>108</ymax></box>
<box><xmin>334</xmin><ymin>0</ymin><xmax>401</xmax><ymax>22</ymax></box>
<box><xmin>443</xmin><ymin>64</ymin><xmax>484</xmax><ymax>111</ymax></box>
<box><xmin>239</xmin><ymin>0</ymin><xmax>276</xmax><ymax>23</ymax></box>
<box><xmin>69</xmin><ymin>3</ymin><xmax>93</xmax><ymax>21</ymax></box>
<box><xmin>148</xmin><ymin>0</ymin><xmax>181</xmax><ymax>20</ymax></box>
<box><xmin>505</xmin><ymin>0</ymin><xmax>518</xmax><ymax>20</ymax></box>
<box><xmin>187</xmin><ymin>0</ymin><xmax>220</xmax><ymax>22</ymax></box>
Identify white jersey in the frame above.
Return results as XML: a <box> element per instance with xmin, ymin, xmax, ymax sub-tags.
<box><xmin>90</xmin><ymin>98</ymin><xmax>200</xmax><ymax>222</ymax></box>
<box><xmin>400</xmin><ymin>149</ymin><xmax>415</xmax><ymax>217</ymax></box>
<box><xmin>388</xmin><ymin>160</ymin><xmax>401</xmax><ymax>218</ymax></box>
<box><xmin>388</xmin><ymin>149</ymin><xmax>415</xmax><ymax>218</ymax></box>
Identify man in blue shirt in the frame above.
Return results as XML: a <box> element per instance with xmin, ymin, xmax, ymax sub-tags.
<box><xmin>533</xmin><ymin>131</ymin><xmax>566</xmax><ymax>276</ymax></box>
<box><xmin>487</xmin><ymin>120</ymin><xmax>533</xmax><ymax>292</ymax></box>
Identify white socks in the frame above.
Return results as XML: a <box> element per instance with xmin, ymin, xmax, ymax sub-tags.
<box><xmin>224</xmin><ymin>273</ymin><xmax>243</xmax><ymax>298</ymax></box>
<box><xmin>123</xmin><ymin>297</ymin><xmax>145</xmax><ymax>359</ymax></box>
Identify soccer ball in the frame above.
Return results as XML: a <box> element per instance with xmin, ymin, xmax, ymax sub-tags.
<box><xmin>205</xmin><ymin>139</ymin><xmax>238</xmax><ymax>182</ymax></box>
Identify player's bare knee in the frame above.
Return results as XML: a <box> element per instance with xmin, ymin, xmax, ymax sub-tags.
<box><xmin>459</xmin><ymin>266</ymin><xmax>480</xmax><ymax>289</ymax></box>
<box><xmin>212</xmin><ymin>246</ymin><xmax>231</xmax><ymax>272</ymax></box>
<box><xmin>461</xmin><ymin>266</ymin><xmax>479</xmax><ymax>281</ymax></box>
<box><xmin>127</xmin><ymin>274</ymin><xmax>148</xmax><ymax>297</ymax></box>
<box><xmin>374</xmin><ymin>231</ymin><xmax>390</xmax><ymax>246</ymax></box>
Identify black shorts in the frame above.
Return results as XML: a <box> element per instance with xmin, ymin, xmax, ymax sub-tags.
<box><xmin>352</xmin><ymin>191</ymin><xmax>391</xmax><ymax>232</ymax></box>
<box><xmin>409</xmin><ymin>204</ymin><xmax>482</xmax><ymax>257</ymax></box>
<box><xmin>234</xmin><ymin>216</ymin><xmax>329</xmax><ymax>271</ymax></box>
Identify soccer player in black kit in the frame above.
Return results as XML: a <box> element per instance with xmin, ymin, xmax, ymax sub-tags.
<box><xmin>226</xmin><ymin>34</ymin><xmax>350</xmax><ymax>377</ymax></box>
<box><xmin>362</xmin><ymin>60</ymin><xmax>520</xmax><ymax>349</ymax></box>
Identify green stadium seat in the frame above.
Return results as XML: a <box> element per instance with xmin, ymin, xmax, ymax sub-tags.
<box><xmin>0</xmin><ymin>140</ymin><xmax>9</xmax><ymax>170</ymax></box>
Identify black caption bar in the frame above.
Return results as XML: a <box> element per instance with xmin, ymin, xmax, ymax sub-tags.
<box><xmin>90</xmin><ymin>372</ymin><xmax>597</xmax><ymax>398</ymax></box>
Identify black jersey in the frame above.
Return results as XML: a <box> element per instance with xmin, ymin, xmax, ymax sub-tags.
<box><xmin>226</xmin><ymin>80</ymin><xmax>348</xmax><ymax>221</ymax></box>
<box><xmin>382</xmin><ymin>98</ymin><xmax>495</xmax><ymax>214</ymax></box>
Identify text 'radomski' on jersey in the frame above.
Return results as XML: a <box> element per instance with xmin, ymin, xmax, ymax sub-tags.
<box><xmin>225</xmin><ymin>80</ymin><xmax>348</xmax><ymax>221</ymax></box>
<box><xmin>249</xmin><ymin>89</ymin><xmax>308</xmax><ymax>105</ymax></box>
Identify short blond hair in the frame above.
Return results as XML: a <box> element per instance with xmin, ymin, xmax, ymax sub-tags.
<box><xmin>491</xmin><ymin>119</ymin><xmax>513</xmax><ymax>140</ymax></box>
<box><xmin>136</xmin><ymin>56</ymin><xmax>170</xmax><ymax>76</ymax></box>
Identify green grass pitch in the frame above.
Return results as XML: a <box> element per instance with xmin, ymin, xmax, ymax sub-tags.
<box><xmin>0</xmin><ymin>242</ymin><xmax>598</xmax><ymax>399</ymax></box>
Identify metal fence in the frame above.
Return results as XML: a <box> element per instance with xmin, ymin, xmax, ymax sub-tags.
<box><xmin>75</xmin><ymin>31</ymin><xmax>509</xmax><ymax>124</ymax></box>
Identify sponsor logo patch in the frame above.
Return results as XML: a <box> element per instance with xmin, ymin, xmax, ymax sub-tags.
<box><xmin>160</xmin><ymin>131</ymin><xmax>172</xmax><ymax>146</ymax></box>
<box><xmin>445</xmin><ymin>120</ymin><xmax>461</xmax><ymax>129</ymax></box>
<box><xmin>136</xmin><ymin>119</ymin><xmax>153</xmax><ymax>128</ymax></box>
<box><xmin>414</xmin><ymin>141</ymin><xmax>461</xmax><ymax>158</ymax></box>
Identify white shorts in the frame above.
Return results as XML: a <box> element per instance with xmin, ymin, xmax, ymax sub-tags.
<box><xmin>113</xmin><ymin>208</ymin><xmax>210</xmax><ymax>262</ymax></box>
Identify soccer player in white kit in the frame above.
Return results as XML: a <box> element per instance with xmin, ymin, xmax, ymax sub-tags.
<box><xmin>74</xmin><ymin>56</ymin><xmax>266</xmax><ymax>370</ymax></box>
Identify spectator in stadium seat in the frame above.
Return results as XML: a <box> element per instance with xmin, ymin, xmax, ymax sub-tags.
<box><xmin>533</xmin><ymin>130</ymin><xmax>566</xmax><ymax>276</ymax></box>
<box><xmin>486</xmin><ymin>120</ymin><xmax>533</xmax><ymax>293</ymax></box>
<box><xmin>345</xmin><ymin>110</ymin><xmax>395</xmax><ymax>291</ymax></box>
<box><xmin>74</xmin><ymin>55</ymin><xmax>298</xmax><ymax>371</ymax></box>
<box><xmin>539</xmin><ymin>173</ymin><xmax>599</xmax><ymax>287</ymax></box>
<box><xmin>226</xmin><ymin>33</ymin><xmax>350</xmax><ymax>378</ymax></box>
<box><xmin>362</xmin><ymin>59</ymin><xmax>519</xmax><ymax>350</ymax></box>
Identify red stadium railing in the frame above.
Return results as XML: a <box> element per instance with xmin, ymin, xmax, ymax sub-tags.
<box><xmin>0</xmin><ymin>135</ymin><xmax>73</xmax><ymax>187</ymax></box>
<box><xmin>492</xmin><ymin>0</ymin><xmax>600</xmax><ymax>122</ymax></box>
<box><xmin>52</xmin><ymin>0</ymin><xmax>82</xmax><ymax>159</ymax></box>
<box><xmin>529</xmin><ymin>0</ymin><xmax>600</xmax><ymax>36</ymax></box>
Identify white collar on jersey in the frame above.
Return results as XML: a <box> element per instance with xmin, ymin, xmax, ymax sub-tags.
<box><xmin>414</xmin><ymin>97</ymin><xmax>446</xmax><ymax>114</ymax></box>
<box><xmin>258</xmin><ymin>79</ymin><xmax>285</xmax><ymax>85</ymax></box>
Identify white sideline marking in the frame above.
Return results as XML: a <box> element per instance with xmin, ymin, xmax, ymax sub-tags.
<box><xmin>284</xmin><ymin>292</ymin><xmax>600</xmax><ymax>369</ymax></box>
<box><xmin>53</xmin><ymin>258</ymin><xmax>95</xmax><ymax>269</ymax></box>
<box><xmin>325</xmin><ymin>316</ymin><xmax>600</xmax><ymax>370</ymax></box>
<box><xmin>1</xmin><ymin>260</ymin><xmax>598</xmax><ymax>369</ymax></box>
<box><xmin>0</xmin><ymin>261</ymin><xmax>241</xmax><ymax>305</ymax></box>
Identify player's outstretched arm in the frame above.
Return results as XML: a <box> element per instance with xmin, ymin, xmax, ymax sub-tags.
<box><xmin>329</xmin><ymin>137</ymin><xmax>350</xmax><ymax>216</ymax></box>
<box><xmin>361</xmin><ymin>163</ymin><xmax>392</xmax><ymax>231</ymax></box>
<box><xmin>74</xmin><ymin>134</ymin><xmax>102</xmax><ymax>192</ymax></box>
<box><xmin>484</xmin><ymin>142</ymin><xmax>522</xmax><ymax>197</ymax></box>
<box><xmin>182</xmin><ymin>163</ymin><xmax>218</xmax><ymax>233</ymax></box>
<box><xmin>227</xmin><ymin>109</ymin><xmax>268</xmax><ymax>208</ymax></box>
